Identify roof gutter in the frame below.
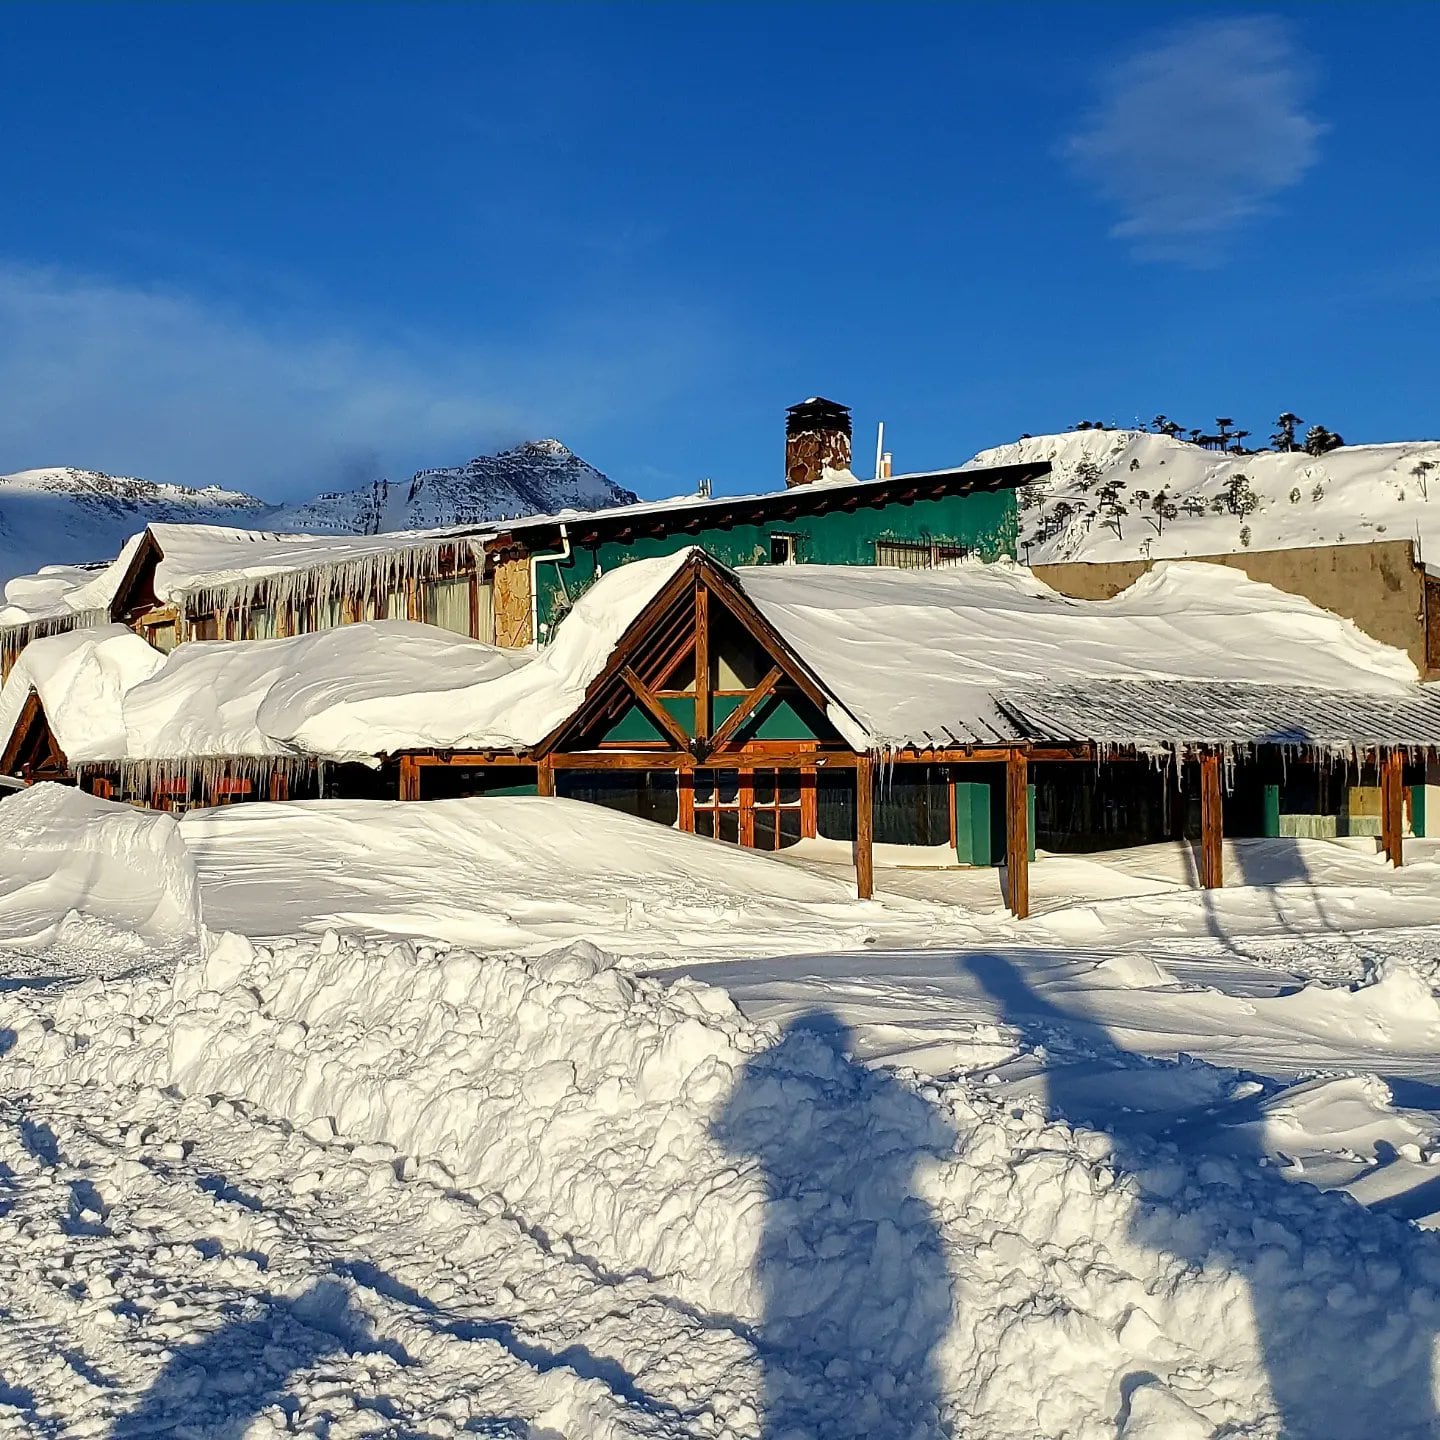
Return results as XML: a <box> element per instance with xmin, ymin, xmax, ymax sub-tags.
<box><xmin>529</xmin><ymin>521</ymin><xmax>571</xmax><ymax>647</ymax></box>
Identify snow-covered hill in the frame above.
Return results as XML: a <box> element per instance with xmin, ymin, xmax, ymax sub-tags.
<box><xmin>266</xmin><ymin>440</ymin><xmax>637</xmax><ymax>534</ymax></box>
<box><xmin>0</xmin><ymin>467</ymin><xmax>268</xmax><ymax>586</ymax></box>
<box><xmin>0</xmin><ymin>441</ymin><xmax>634</xmax><ymax>583</ymax></box>
<box><xmin>965</xmin><ymin>430</ymin><xmax>1440</xmax><ymax>566</ymax></box>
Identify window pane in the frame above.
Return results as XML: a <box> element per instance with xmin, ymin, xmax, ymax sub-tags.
<box><xmin>718</xmin><ymin>811</ymin><xmax>739</xmax><ymax>844</ymax></box>
<box><xmin>423</xmin><ymin>576</ymin><xmax>472</xmax><ymax>636</ymax></box>
<box><xmin>778</xmin><ymin>774</ymin><xmax>801</xmax><ymax>806</ymax></box>
<box><xmin>778</xmin><ymin>811</ymin><xmax>802</xmax><ymax>847</ymax></box>
<box><xmin>248</xmin><ymin>606</ymin><xmax>277</xmax><ymax>640</ymax></box>
<box><xmin>148</xmin><ymin>621</ymin><xmax>178</xmax><ymax>653</ymax></box>
<box><xmin>695</xmin><ymin>811</ymin><xmax>715</xmax><ymax>838</ymax></box>
<box><xmin>693</xmin><ymin>774</ymin><xmax>715</xmax><ymax>804</ymax></box>
<box><xmin>717</xmin><ymin>771</ymin><xmax>739</xmax><ymax>806</ymax></box>
<box><xmin>753</xmin><ymin>769</ymin><xmax>776</xmax><ymax>805</ymax></box>
<box><xmin>754</xmin><ymin>811</ymin><xmax>777</xmax><ymax>850</ymax></box>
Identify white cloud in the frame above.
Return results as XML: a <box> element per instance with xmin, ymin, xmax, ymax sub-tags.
<box><xmin>1064</xmin><ymin>16</ymin><xmax>1323</xmax><ymax>262</ymax></box>
<box><xmin>0</xmin><ymin>263</ymin><xmax>719</xmax><ymax>498</ymax></box>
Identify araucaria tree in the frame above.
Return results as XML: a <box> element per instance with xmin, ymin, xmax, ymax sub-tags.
<box><xmin>1303</xmin><ymin>424</ymin><xmax>1344</xmax><ymax>456</ymax></box>
<box><xmin>1271</xmin><ymin>413</ymin><xmax>1303</xmax><ymax>452</ymax></box>
<box><xmin>1221</xmin><ymin>473</ymin><xmax>1260</xmax><ymax>519</ymax></box>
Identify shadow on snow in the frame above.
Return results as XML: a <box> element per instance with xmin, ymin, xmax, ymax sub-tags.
<box><xmin>964</xmin><ymin>950</ymin><xmax>1440</xmax><ymax>1439</ymax></box>
<box><xmin>713</xmin><ymin>1009</ymin><xmax>956</xmax><ymax>1438</ymax></box>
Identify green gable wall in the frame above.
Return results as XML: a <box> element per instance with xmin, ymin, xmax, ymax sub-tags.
<box><xmin>537</xmin><ymin>487</ymin><xmax>1019</xmax><ymax>637</ymax></box>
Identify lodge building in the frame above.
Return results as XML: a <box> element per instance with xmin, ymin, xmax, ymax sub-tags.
<box><xmin>4</xmin><ymin>400</ymin><xmax>1440</xmax><ymax>921</ymax></box>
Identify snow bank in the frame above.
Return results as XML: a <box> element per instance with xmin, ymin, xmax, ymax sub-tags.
<box><xmin>6</xmin><ymin>925</ymin><xmax>1440</xmax><ymax>1436</ymax></box>
<box><xmin>181</xmin><ymin>795</ymin><xmax>893</xmax><ymax>955</ymax></box>
<box><xmin>0</xmin><ymin>782</ymin><xmax>201</xmax><ymax>953</ymax></box>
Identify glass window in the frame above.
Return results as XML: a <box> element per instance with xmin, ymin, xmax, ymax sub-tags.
<box><xmin>769</xmin><ymin>534</ymin><xmax>797</xmax><ymax>565</ymax></box>
<box><xmin>247</xmin><ymin>605</ymin><xmax>277</xmax><ymax>640</ymax></box>
<box><xmin>875</xmin><ymin>540</ymin><xmax>971</xmax><ymax>569</ymax></box>
<box><xmin>313</xmin><ymin>594</ymin><xmax>342</xmax><ymax>631</ymax></box>
<box><xmin>422</xmin><ymin>576</ymin><xmax>472</xmax><ymax>636</ymax></box>
<box><xmin>147</xmin><ymin>620</ymin><xmax>178</xmax><ymax>653</ymax></box>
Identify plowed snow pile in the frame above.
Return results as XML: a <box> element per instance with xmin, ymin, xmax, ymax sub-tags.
<box><xmin>5</xmin><ymin>926</ymin><xmax>1440</xmax><ymax>1438</ymax></box>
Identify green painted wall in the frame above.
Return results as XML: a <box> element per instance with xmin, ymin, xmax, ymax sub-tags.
<box><xmin>601</xmin><ymin>693</ymin><xmax>821</xmax><ymax>746</ymax></box>
<box><xmin>538</xmin><ymin>488</ymin><xmax>1019</xmax><ymax>636</ymax></box>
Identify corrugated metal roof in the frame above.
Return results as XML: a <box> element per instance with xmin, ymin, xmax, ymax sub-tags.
<box><xmin>999</xmin><ymin>680</ymin><xmax>1440</xmax><ymax>751</ymax></box>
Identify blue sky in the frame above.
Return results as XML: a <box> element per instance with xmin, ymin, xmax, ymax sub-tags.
<box><xmin>2</xmin><ymin>2</ymin><xmax>1438</xmax><ymax>501</ymax></box>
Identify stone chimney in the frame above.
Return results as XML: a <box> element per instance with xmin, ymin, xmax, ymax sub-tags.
<box><xmin>785</xmin><ymin>397</ymin><xmax>852</xmax><ymax>488</ymax></box>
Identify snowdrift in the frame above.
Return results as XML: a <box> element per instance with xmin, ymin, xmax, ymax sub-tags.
<box><xmin>0</xmin><ymin>782</ymin><xmax>201</xmax><ymax>954</ymax></box>
<box><xmin>6</xmin><ymin>921</ymin><xmax>1440</xmax><ymax>1437</ymax></box>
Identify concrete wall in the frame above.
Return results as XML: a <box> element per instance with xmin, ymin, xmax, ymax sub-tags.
<box><xmin>1035</xmin><ymin>539</ymin><xmax>1429</xmax><ymax>673</ymax></box>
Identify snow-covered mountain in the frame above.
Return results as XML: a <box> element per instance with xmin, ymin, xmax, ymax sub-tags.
<box><xmin>0</xmin><ymin>441</ymin><xmax>634</xmax><ymax>583</ymax></box>
<box><xmin>266</xmin><ymin>440</ymin><xmax>636</xmax><ymax>534</ymax></box>
<box><xmin>0</xmin><ymin>468</ymin><xmax>269</xmax><ymax>587</ymax></box>
<box><xmin>965</xmin><ymin>429</ymin><xmax>1440</xmax><ymax>567</ymax></box>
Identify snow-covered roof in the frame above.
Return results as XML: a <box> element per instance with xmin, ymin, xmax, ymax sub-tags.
<box><xmin>135</xmin><ymin>521</ymin><xmax>499</xmax><ymax>611</ymax></box>
<box><xmin>1004</xmin><ymin>680</ymin><xmax>1440</xmax><ymax>751</ymax></box>
<box><xmin>6</xmin><ymin>550</ymin><xmax>1437</xmax><ymax>773</ymax></box>
<box><xmin>0</xmin><ymin>625</ymin><xmax>165</xmax><ymax>763</ymax></box>
<box><xmin>734</xmin><ymin>560</ymin><xmax>1424</xmax><ymax>750</ymax></box>
<box><xmin>493</xmin><ymin>454</ymin><xmax>1044</xmax><ymax>539</ymax></box>
<box><xmin>0</xmin><ymin>535</ymin><xmax>143</xmax><ymax>634</ymax></box>
<box><xmin>0</xmin><ymin>551</ymin><xmax>691</xmax><ymax>770</ymax></box>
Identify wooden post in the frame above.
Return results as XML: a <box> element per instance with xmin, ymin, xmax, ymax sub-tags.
<box><xmin>1200</xmin><ymin>751</ymin><xmax>1223</xmax><ymax>889</ymax></box>
<box><xmin>678</xmin><ymin>767</ymin><xmax>695</xmax><ymax>832</ymax></box>
<box><xmin>739</xmin><ymin>768</ymin><xmax>755</xmax><ymax>848</ymax></box>
<box><xmin>268</xmin><ymin>770</ymin><xmax>289</xmax><ymax>803</ymax></box>
<box><xmin>536</xmin><ymin>757</ymin><xmax>555</xmax><ymax>797</ymax></box>
<box><xmin>1382</xmin><ymin>749</ymin><xmax>1405</xmax><ymax>867</ymax></box>
<box><xmin>398</xmin><ymin>755</ymin><xmax>421</xmax><ymax>801</ymax></box>
<box><xmin>800</xmin><ymin>767</ymin><xmax>818</xmax><ymax>838</ymax></box>
<box><xmin>854</xmin><ymin>754</ymin><xmax>874</xmax><ymax>900</ymax></box>
<box><xmin>1005</xmin><ymin>751</ymin><xmax>1029</xmax><ymax>920</ymax></box>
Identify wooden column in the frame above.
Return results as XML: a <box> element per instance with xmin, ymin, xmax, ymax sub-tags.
<box><xmin>398</xmin><ymin>755</ymin><xmax>421</xmax><ymax>801</ymax></box>
<box><xmin>854</xmin><ymin>754</ymin><xmax>874</xmax><ymax>900</ymax></box>
<box><xmin>1199</xmin><ymin>751</ymin><xmax>1224</xmax><ymax>889</ymax></box>
<box><xmin>800</xmin><ymin>767</ymin><xmax>818</xmax><ymax>838</ymax></box>
<box><xmin>1382</xmin><ymin>749</ymin><xmax>1405</xmax><ymax>867</ymax></box>
<box><xmin>268</xmin><ymin>771</ymin><xmax>290</xmax><ymax>803</ymax></box>
<box><xmin>536</xmin><ymin>757</ymin><xmax>555</xmax><ymax>797</ymax></box>
<box><xmin>1005</xmin><ymin>751</ymin><xmax>1029</xmax><ymax>920</ymax></box>
<box><xmin>678</xmin><ymin>767</ymin><xmax>695</xmax><ymax>833</ymax></box>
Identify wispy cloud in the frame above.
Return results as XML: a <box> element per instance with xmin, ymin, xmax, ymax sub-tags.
<box><xmin>0</xmin><ymin>262</ymin><xmax>722</xmax><ymax>499</ymax></box>
<box><xmin>1064</xmin><ymin>16</ymin><xmax>1323</xmax><ymax>263</ymax></box>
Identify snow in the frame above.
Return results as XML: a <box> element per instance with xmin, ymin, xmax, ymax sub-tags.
<box><xmin>3</xmin><ymin>789</ymin><xmax>1440</xmax><ymax>1433</ymax></box>
<box><xmin>0</xmin><ymin>624</ymin><xmax>164</xmax><ymax>763</ymax></box>
<box><xmin>8</xmin><ymin>794</ymin><xmax>1440</xmax><ymax>1434</ymax></box>
<box><xmin>139</xmin><ymin>520</ymin><xmax>497</xmax><ymax>614</ymax></box>
<box><xmin>965</xmin><ymin>428</ymin><xmax>1440</xmax><ymax>565</ymax></box>
<box><xmin>0</xmin><ymin>783</ymin><xmax>200</xmax><ymax>957</ymax></box>
<box><xmin>15</xmin><ymin>547</ymin><xmax>1426</xmax><ymax>774</ymax></box>
<box><xmin>736</xmin><ymin>557</ymin><xmax>1420</xmax><ymax>749</ymax></box>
